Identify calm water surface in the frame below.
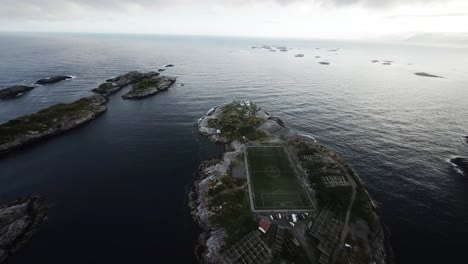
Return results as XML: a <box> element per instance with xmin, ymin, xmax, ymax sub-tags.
<box><xmin>0</xmin><ymin>33</ymin><xmax>467</xmax><ymax>263</ymax></box>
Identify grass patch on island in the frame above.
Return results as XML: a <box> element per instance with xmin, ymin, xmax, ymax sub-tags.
<box><xmin>98</xmin><ymin>82</ymin><xmax>113</xmax><ymax>91</ymax></box>
<box><xmin>208</xmin><ymin>176</ymin><xmax>257</xmax><ymax>248</ymax></box>
<box><xmin>0</xmin><ymin>97</ymin><xmax>101</xmax><ymax>144</ymax></box>
<box><xmin>132</xmin><ymin>78</ymin><xmax>160</xmax><ymax>92</ymax></box>
<box><xmin>207</xmin><ymin>102</ymin><xmax>267</xmax><ymax>142</ymax></box>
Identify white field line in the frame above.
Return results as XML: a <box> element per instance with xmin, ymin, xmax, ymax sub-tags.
<box><xmin>245</xmin><ymin>146</ymin><xmax>315</xmax><ymax>211</ymax></box>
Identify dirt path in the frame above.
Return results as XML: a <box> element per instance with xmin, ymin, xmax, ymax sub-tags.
<box><xmin>331</xmin><ymin>154</ymin><xmax>357</xmax><ymax>263</ymax></box>
<box><xmin>290</xmin><ymin>222</ymin><xmax>317</xmax><ymax>263</ymax></box>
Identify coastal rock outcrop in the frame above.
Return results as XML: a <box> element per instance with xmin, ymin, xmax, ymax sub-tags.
<box><xmin>450</xmin><ymin>157</ymin><xmax>468</xmax><ymax>176</ymax></box>
<box><xmin>121</xmin><ymin>76</ymin><xmax>176</xmax><ymax>100</ymax></box>
<box><xmin>92</xmin><ymin>71</ymin><xmax>159</xmax><ymax>95</ymax></box>
<box><xmin>0</xmin><ymin>86</ymin><xmax>35</xmax><ymax>100</ymax></box>
<box><xmin>35</xmin><ymin>76</ymin><xmax>72</xmax><ymax>85</ymax></box>
<box><xmin>0</xmin><ymin>95</ymin><xmax>108</xmax><ymax>155</ymax></box>
<box><xmin>0</xmin><ymin>196</ymin><xmax>47</xmax><ymax>263</ymax></box>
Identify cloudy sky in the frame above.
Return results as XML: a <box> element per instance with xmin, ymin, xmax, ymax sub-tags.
<box><xmin>1</xmin><ymin>0</ymin><xmax>467</xmax><ymax>41</ymax></box>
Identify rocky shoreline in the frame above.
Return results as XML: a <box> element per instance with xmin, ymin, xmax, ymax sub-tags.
<box><xmin>122</xmin><ymin>76</ymin><xmax>176</xmax><ymax>100</ymax></box>
<box><xmin>0</xmin><ymin>95</ymin><xmax>108</xmax><ymax>155</ymax></box>
<box><xmin>0</xmin><ymin>196</ymin><xmax>47</xmax><ymax>263</ymax></box>
<box><xmin>189</xmin><ymin>101</ymin><xmax>393</xmax><ymax>264</ymax></box>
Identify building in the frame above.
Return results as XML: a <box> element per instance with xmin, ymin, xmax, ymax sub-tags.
<box><xmin>259</xmin><ymin>219</ymin><xmax>272</xmax><ymax>234</ymax></box>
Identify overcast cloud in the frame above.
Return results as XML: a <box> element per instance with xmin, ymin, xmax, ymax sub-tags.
<box><xmin>0</xmin><ymin>0</ymin><xmax>466</xmax><ymax>41</ymax></box>
<box><xmin>0</xmin><ymin>0</ymin><xmax>449</xmax><ymax>19</ymax></box>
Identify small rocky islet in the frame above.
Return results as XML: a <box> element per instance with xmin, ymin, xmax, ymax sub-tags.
<box><xmin>0</xmin><ymin>196</ymin><xmax>47</xmax><ymax>263</ymax></box>
<box><xmin>414</xmin><ymin>72</ymin><xmax>443</xmax><ymax>78</ymax></box>
<box><xmin>0</xmin><ymin>86</ymin><xmax>35</xmax><ymax>100</ymax></box>
<box><xmin>122</xmin><ymin>76</ymin><xmax>176</xmax><ymax>100</ymax></box>
<box><xmin>1</xmin><ymin>76</ymin><xmax>74</xmax><ymax>101</ymax></box>
<box><xmin>35</xmin><ymin>75</ymin><xmax>72</xmax><ymax>85</ymax></box>
<box><xmin>1</xmin><ymin>70</ymin><xmax>177</xmax><ymax>155</ymax></box>
<box><xmin>92</xmin><ymin>71</ymin><xmax>160</xmax><ymax>95</ymax></box>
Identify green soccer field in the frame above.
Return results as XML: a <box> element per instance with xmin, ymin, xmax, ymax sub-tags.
<box><xmin>245</xmin><ymin>146</ymin><xmax>313</xmax><ymax>210</ymax></box>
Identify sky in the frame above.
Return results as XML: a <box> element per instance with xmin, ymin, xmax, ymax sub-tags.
<box><xmin>0</xmin><ymin>0</ymin><xmax>467</xmax><ymax>42</ymax></box>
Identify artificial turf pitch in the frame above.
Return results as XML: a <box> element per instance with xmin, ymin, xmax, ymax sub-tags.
<box><xmin>245</xmin><ymin>146</ymin><xmax>313</xmax><ymax>210</ymax></box>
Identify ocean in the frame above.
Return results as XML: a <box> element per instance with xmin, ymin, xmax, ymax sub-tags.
<box><xmin>0</xmin><ymin>33</ymin><xmax>467</xmax><ymax>263</ymax></box>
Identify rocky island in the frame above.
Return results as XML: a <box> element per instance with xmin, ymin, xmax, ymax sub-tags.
<box><xmin>1</xmin><ymin>70</ymin><xmax>179</xmax><ymax>155</ymax></box>
<box><xmin>450</xmin><ymin>157</ymin><xmax>468</xmax><ymax>176</ymax></box>
<box><xmin>0</xmin><ymin>196</ymin><xmax>47</xmax><ymax>263</ymax></box>
<box><xmin>35</xmin><ymin>76</ymin><xmax>72</xmax><ymax>85</ymax></box>
<box><xmin>0</xmin><ymin>95</ymin><xmax>108</xmax><ymax>155</ymax></box>
<box><xmin>414</xmin><ymin>72</ymin><xmax>443</xmax><ymax>78</ymax></box>
<box><xmin>92</xmin><ymin>71</ymin><xmax>159</xmax><ymax>95</ymax></box>
<box><xmin>0</xmin><ymin>86</ymin><xmax>35</xmax><ymax>100</ymax></box>
<box><xmin>121</xmin><ymin>76</ymin><xmax>176</xmax><ymax>100</ymax></box>
<box><xmin>190</xmin><ymin>101</ymin><xmax>392</xmax><ymax>264</ymax></box>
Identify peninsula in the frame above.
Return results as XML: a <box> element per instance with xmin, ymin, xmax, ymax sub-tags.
<box><xmin>190</xmin><ymin>101</ymin><xmax>392</xmax><ymax>264</ymax></box>
<box><xmin>0</xmin><ymin>95</ymin><xmax>108</xmax><ymax>155</ymax></box>
<box><xmin>0</xmin><ymin>196</ymin><xmax>47</xmax><ymax>263</ymax></box>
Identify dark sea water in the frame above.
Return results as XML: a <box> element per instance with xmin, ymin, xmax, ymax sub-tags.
<box><xmin>0</xmin><ymin>33</ymin><xmax>467</xmax><ymax>263</ymax></box>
